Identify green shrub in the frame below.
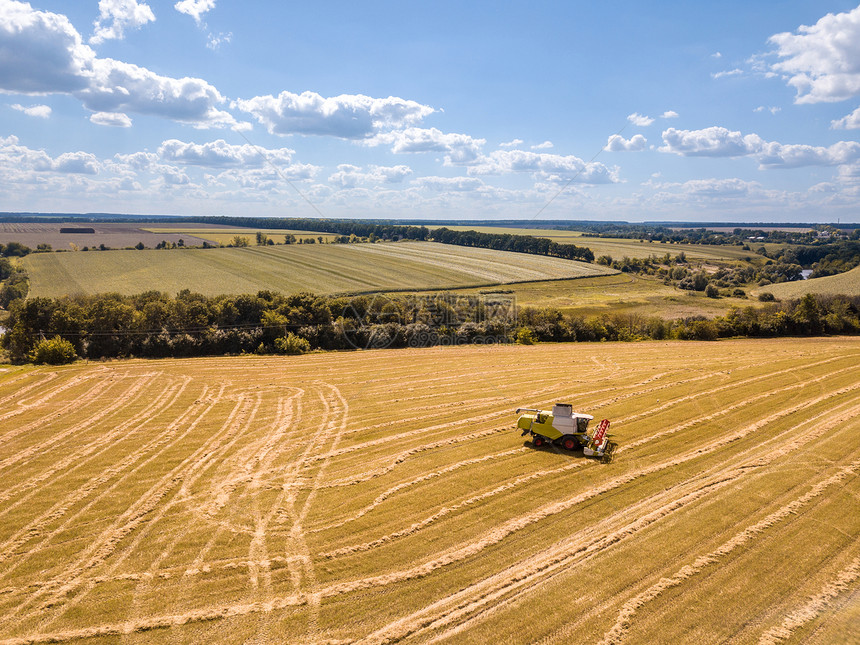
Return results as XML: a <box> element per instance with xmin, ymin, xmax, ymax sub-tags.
<box><xmin>515</xmin><ymin>327</ymin><xmax>538</xmax><ymax>345</ymax></box>
<box><xmin>758</xmin><ymin>292</ymin><xmax>776</xmax><ymax>302</ymax></box>
<box><xmin>275</xmin><ymin>332</ymin><xmax>311</xmax><ymax>355</ymax></box>
<box><xmin>30</xmin><ymin>336</ymin><xmax>77</xmax><ymax>364</ymax></box>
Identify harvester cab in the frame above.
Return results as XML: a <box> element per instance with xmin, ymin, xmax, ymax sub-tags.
<box><xmin>516</xmin><ymin>403</ymin><xmax>616</xmax><ymax>463</ymax></box>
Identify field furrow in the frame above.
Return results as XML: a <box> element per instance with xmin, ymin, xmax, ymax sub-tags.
<box><xmin>0</xmin><ymin>338</ymin><xmax>857</xmax><ymax>644</ymax></box>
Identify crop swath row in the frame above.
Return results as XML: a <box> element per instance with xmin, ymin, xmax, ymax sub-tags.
<box><xmin>0</xmin><ymin>338</ymin><xmax>858</xmax><ymax>644</ymax></box>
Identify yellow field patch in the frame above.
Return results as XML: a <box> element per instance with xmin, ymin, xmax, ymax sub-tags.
<box><xmin>0</xmin><ymin>338</ymin><xmax>858</xmax><ymax>643</ymax></box>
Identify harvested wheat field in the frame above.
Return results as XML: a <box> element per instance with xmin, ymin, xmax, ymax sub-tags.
<box><xmin>0</xmin><ymin>338</ymin><xmax>858</xmax><ymax>644</ymax></box>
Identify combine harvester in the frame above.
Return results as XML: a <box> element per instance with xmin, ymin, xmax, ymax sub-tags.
<box><xmin>516</xmin><ymin>403</ymin><xmax>616</xmax><ymax>463</ymax></box>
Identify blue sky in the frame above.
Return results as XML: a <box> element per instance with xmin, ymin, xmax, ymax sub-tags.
<box><xmin>1</xmin><ymin>0</ymin><xmax>859</xmax><ymax>222</ymax></box>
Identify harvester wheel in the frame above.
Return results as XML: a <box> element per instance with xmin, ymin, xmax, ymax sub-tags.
<box><xmin>533</xmin><ymin>436</ymin><xmax>546</xmax><ymax>448</ymax></box>
<box><xmin>561</xmin><ymin>436</ymin><xmax>577</xmax><ymax>451</ymax></box>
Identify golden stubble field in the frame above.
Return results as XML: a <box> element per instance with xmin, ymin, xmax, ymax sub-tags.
<box><xmin>0</xmin><ymin>339</ymin><xmax>858</xmax><ymax>644</ymax></box>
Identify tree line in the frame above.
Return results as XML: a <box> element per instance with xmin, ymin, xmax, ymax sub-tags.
<box><xmin>3</xmin><ymin>289</ymin><xmax>858</xmax><ymax>364</ymax></box>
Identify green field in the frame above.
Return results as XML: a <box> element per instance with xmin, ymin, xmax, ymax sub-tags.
<box><xmin>435</xmin><ymin>225</ymin><xmax>756</xmax><ymax>261</ymax></box>
<box><xmin>22</xmin><ymin>241</ymin><xmax>615</xmax><ymax>298</ymax></box>
<box><xmin>761</xmin><ymin>265</ymin><xmax>860</xmax><ymax>299</ymax></box>
<box><xmin>457</xmin><ymin>273</ymin><xmax>753</xmax><ymax>319</ymax></box>
<box><xmin>0</xmin><ymin>338</ymin><xmax>858</xmax><ymax>643</ymax></box>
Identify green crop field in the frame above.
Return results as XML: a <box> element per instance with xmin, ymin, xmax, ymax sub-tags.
<box><xmin>435</xmin><ymin>226</ymin><xmax>756</xmax><ymax>261</ymax></box>
<box><xmin>0</xmin><ymin>338</ymin><xmax>858</xmax><ymax>644</ymax></box>
<box><xmin>761</xmin><ymin>265</ymin><xmax>860</xmax><ymax>299</ymax></box>
<box><xmin>21</xmin><ymin>241</ymin><xmax>615</xmax><ymax>298</ymax></box>
<box><xmin>458</xmin><ymin>273</ymin><xmax>753</xmax><ymax>319</ymax></box>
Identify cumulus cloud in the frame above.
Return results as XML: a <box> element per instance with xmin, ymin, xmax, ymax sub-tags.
<box><xmin>627</xmin><ymin>112</ymin><xmax>654</xmax><ymax>126</ymax></box>
<box><xmin>90</xmin><ymin>0</ymin><xmax>155</xmax><ymax>45</ymax></box>
<box><xmin>90</xmin><ymin>111</ymin><xmax>132</xmax><ymax>127</ymax></box>
<box><xmin>234</xmin><ymin>90</ymin><xmax>434</xmax><ymax>139</ymax></box>
<box><xmin>371</xmin><ymin>127</ymin><xmax>485</xmax><ymax>165</ymax></box>
<box><xmin>531</xmin><ymin>140</ymin><xmax>553</xmax><ymax>150</ymax></box>
<box><xmin>158</xmin><ymin>139</ymin><xmax>294</xmax><ymax>167</ymax></box>
<box><xmin>605</xmin><ymin>134</ymin><xmax>647</xmax><ymax>152</ymax></box>
<box><xmin>768</xmin><ymin>4</ymin><xmax>860</xmax><ymax>103</ymax></box>
<box><xmin>499</xmin><ymin>139</ymin><xmax>523</xmax><ymax>148</ymax></box>
<box><xmin>328</xmin><ymin>164</ymin><xmax>413</xmax><ymax>187</ymax></box>
<box><xmin>52</xmin><ymin>151</ymin><xmax>99</xmax><ymax>174</ymax></box>
<box><xmin>174</xmin><ymin>0</ymin><xmax>216</xmax><ymax>23</ymax></box>
<box><xmin>661</xmin><ymin>125</ymin><xmax>860</xmax><ymax>168</ymax></box>
<box><xmin>661</xmin><ymin>110</ymin><xmax>679</xmax><ymax>119</ymax></box>
<box><xmin>661</xmin><ymin>127</ymin><xmax>764</xmax><ymax>157</ymax></box>
<box><xmin>753</xmin><ymin>106</ymin><xmax>781</xmax><ymax>114</ymax></box>
<box><xmin>468</xmin><ymin>149</ymin><xmax>618</xmax><ymax>184</ymax></box>
<box><xmin>11</xmin><ymin>103</ymin><xmax>51</xmax><ymax>118</ymax></box>
<box><xmin>0</xmin><ymin>1</ymin><xmax>237</xmax><ymax>127</ymax></box>
<box><xmin>832</xmin><ymin>106</ymin><xmax>860</xmax><ymax>129</ymax></box>
<box><xmin>0</xmin><ymin>135</ymin><xmax>98</xmax><ymax>174</ymax></box>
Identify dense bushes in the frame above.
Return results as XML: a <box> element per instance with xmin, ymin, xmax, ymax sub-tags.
<box><xmin>29</xmin><ymin>336</ymin><xmax>77</xmax><ymax>364</ymax></box>
<box><xmin>2</xmin><ymin>289</ymin><xmax>858</xmax><ymax>364</ymax></box>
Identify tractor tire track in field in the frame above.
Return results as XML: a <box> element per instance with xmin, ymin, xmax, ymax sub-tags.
<box><xmin>0</xmin><ymin>379</ymin><xmax>208</xmax><ymax>574</ymax></box>
<box><xmin>310</xmin><ymin>447</ymin><xmax>525</xmax><ymax>533</ymax></box>
<box><xmin>320</xmin><ymin>373</ymin><xmax>860</xmax><ymax>559</ymax></box>
<box><xmin>0</xmin><ymin>342</ymin><xmax>857</xmax><ymax>644</ymax></box>
<box><xmin>0</xmin><ymin>375</ymin><xmax>191</xmax><ymax>512</ymax></box>
<box><xmin>757</xmin><ymin>556</ymin><xmax>860</xmax><ymax>645</ymax></box>
<box><xmin>0</xmin><ymin>389</ymin><xmax>254</xmax><ymax>631</ymax></box>
<box><xmin>0</xmin><ymin>374</ymin><xmax>178</xmax><ymax>567</ymax></box>
<box><xmin>316</xmin><ymin>359</ymin><xmax>817</xmax><ymax>496</ymax></box>
<box><xmin>0</xmin><ymin>371</ymin><xmax>158</xmax><ymax>472</ymax></box>
<box><xmin>348</xmin><ymin>386</ymin><xmax>860</xmax><ymax>644</ymax></box>
<box><xmin>599</xmin><ymin>463</ymin><xmax>860</xmax><ymax>645</ymax></box>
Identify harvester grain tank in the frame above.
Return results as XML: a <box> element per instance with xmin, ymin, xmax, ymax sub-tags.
<box><xmin>516</xmin><ymin>403</ymin><xmax>616</xmax><ymax>463</ymax></box>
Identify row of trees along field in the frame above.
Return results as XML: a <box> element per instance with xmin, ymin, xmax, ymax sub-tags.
<box><xmin>3</xmin><ymin>290</ymin><xmax>858</xmax><ymax>364</ymax></box>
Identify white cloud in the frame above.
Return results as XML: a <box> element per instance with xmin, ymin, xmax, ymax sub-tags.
<box><xmin>158</xmin><ymin>139</ymin><xmax>294</xmax><ymax>167</ymax></box>
<box><xmin>768</xmin><ymin>4</ymin><xmax>860</xmax><ymax>103</ymax></box>
<box><xmin>234</xmin><ymin>90</ymin><xmax>434</xmax><ymax>139</ymax></box>
<box><xmin>661</xmin><ymin>125</ymin><xmax>860</xmax><ymax>168</ymax></box>
<box><xmin>753</xmin><ymin>106</ymin><xmax>781</xmax><ymax>114</ymax></box>
<box><xmin>0</xmin><ymin>135</ymin><xmax>98</xmax><ymax>174</ymax></box>
<box><xmin>531</xmin><ymin>140</ymin><xmax>553</xmax><ymax>150</ymax></box>
<box><xmin>661</xmin><ymin>127</ymin><xmax>763</xmax><ymax>157</ymax></box>
<box><xmin>711</xmin><ymin>52</ymin><xmax>722</xmax><ymax>59</ymax></box>
<box><xmin>11</xmin><ymin>103</ymin><xmax>51</xmax><ymax>118</ymax></box>
<box><xmin>413</xmin><ymin>176</ymin><xmax>484</xmax><ymax>192</ymax></box>
<box><xmin>174</xmin><ymin>0</ymin><xmax>216</xmax><ymax>24</ymax></box>
<box><xmin>0</xmin><ymin>1</ymin><xmax>237</xmax><ymax>127</ymax></box>
<box><xmin>499</xmin><ymin>139</ymin><xmax>523</xmax><ymax>148</ymax></box>
<box><xmin>627</xmin><ymin>112</ymin><xmax>654</xmax><ymax>126</ymax></box>
<box><xmin>605</xmin><ymin>134</ymin><xmax>647</xmax><ymax>152</ymax></box>
<box><xmin>52</xmin><ymin>151</ymin><xmax>99</xmax><ymax>174</ymax></box>
<box><xmin>90</xmin><ymin>111</ymin><xmax>132</xmax><ymax>127</ymax></box>
<box><xmin>468</xmin><ymin>149</ymin><xmax>618</xmax><ymax>184</ymax></box>
<box><xmin>711</xmin><ymin>68</ymin><xmax>743</xmax><ymax>79</ymax></box>
<box><xmin>329</xmin><ymin>164</ymin><xmax>413</xmax><ymax>187</ymax></box>
<box><xmin>90</xmin><ymin>0</ymin><xmax>155</xmax><ymax>45</ymax></box>
<box><xmin>371</xmin><ymin>127</ymin><xmax>485</xmax><ymax>164</ymax></box>
<box><xmin>832</xmin><ymin>106</ymin><xmax>860</xmax><ymax>130</ymax></box>
<box><xmin>661</xmin><ymin>110</ymin><xmax>679</xmax><ymax>119</ymax></box>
